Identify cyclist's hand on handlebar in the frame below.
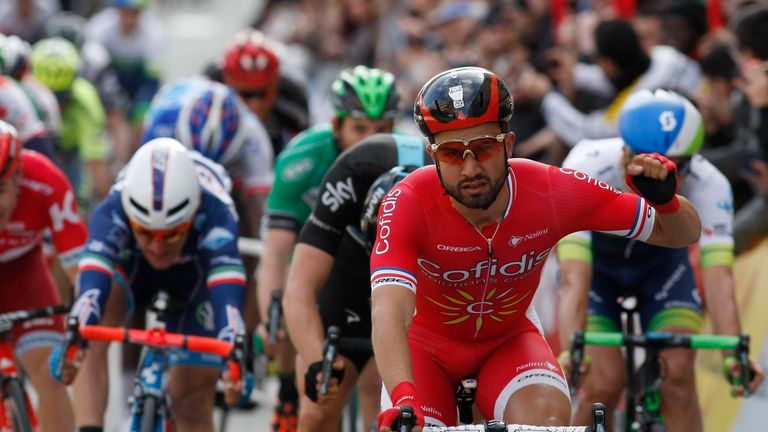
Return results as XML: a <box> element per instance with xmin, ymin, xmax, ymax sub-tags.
<box><xmin>378</xmin><ymin>406</ymin><xmax>424</xmax><ymax>432</ymax></box>
<box><xmin>305</xmin><ymin>357</ymin><xmax>345</xmax><ymax>404</ymax></box>
<box><xmin>256</xmin><ymin>322</ymin><xmax>286</xmax><ymax>358</ymax></box>
<box><xmin>723</xmin><ymin>356</ymin><xmax>765</xmax><ymax>396</ymax></box>
<box><xmin>48</xmin><ymin>343</ymin><xmax>84</xmax><ymax>385</ymax></box>
<box><xmin>221</xmin><ymin>369</ymin><xmax>250</xmax><ymax>407</ymax></box>
<box><xmin>557</xmin><ymin>350</ymin><xmax>591</xmax><ymax>379</ymax></box>
<box><xmin>378</xmin><ymin>382</ymin><xmax>425</xmax><ymax>432</ymax></box>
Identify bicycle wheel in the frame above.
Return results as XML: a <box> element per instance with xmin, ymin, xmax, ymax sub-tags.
<box><xmin>4</xmin><ymin>378</ymin><xmax>33</xmax><ymax>432</ymax></box>
<box><xmin>139</xmin><ymin>396</ymin><xmax>158</xmax><ymax>432</ymax></box>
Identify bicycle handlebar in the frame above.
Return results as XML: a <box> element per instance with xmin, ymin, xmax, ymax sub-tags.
<box><xmin>569</xmin><ymin>331</ymin><xmax>752</xmax><ymax>395</ymax></box>
<box><xmin>78</xmin><ymin>325</ymin><xmax>232</xmax><ymax>356</ymax></box>
<box><xmin>0</xmin><ymin>303</ymin><xmax>71</xmax><ymax>326</ymax></box>
<box><xmin>61</xmin><ymin>319</ymin><xmax>246</xmax><ymax>387</ymax></box>
<box><xmin>414</xmin><ymin>402</ymin><xmax>606</xmax><ymax>431</ymax></box>
<box><xmin>578</xmin><ymin>332</ymin><xmax>742</xmax><ymax>349</ymax></box>
<box><xmin>422</xmin><ymin>426</ymin><xmax>591</xmax><ymax>431</ymax></box>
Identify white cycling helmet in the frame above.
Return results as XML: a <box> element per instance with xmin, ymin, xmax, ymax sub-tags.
<box><xmin>121</xmin><ymin>137</ymin><xmax>201</xmax><ymax>230</ymax></box>
<box><xmin>0</xmin><ymin>34</ymin><xmax>31</xmax><ymax>80</ymax></box>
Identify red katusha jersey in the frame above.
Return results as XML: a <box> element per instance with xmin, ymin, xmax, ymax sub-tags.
<box><xmin>370</xmin><ymin>159</ymin><xmax>656</xmax><ymax>342</ymax></box>
<box><xmin>0</xmin><ymin>150</ymin><xmax>86</xmax><ymax>267</ymax></box>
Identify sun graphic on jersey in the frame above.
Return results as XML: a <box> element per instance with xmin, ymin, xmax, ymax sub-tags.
<box><xmin>425</xmin><ymin>287</ymin><xmax>531</xmax><ymax>333</ymax></box>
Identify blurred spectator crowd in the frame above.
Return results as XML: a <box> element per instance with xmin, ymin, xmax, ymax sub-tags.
<box><xmin>2</xmin><ymin>0</ymin><xmax>768</xmax><ymax>248</ymax></box>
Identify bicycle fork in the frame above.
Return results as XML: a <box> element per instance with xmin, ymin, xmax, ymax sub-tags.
<box><xmin>129</xmin><ymin>349</ymin><xmax>169</xmax><ymax>432</ymax></box>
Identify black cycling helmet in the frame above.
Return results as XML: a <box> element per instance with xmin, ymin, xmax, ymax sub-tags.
<box><xmin>414</xmin><ymin>67</ymin><xmax>514</xmax><ymax>143</ymax></box>
<box><xmin>360</xmin><ymin>165</ymin><xmax>420</xmax><ymax>252</ymax></box>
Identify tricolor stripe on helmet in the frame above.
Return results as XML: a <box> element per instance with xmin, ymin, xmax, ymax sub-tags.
<box><xmin>151</xmin><ymin>145</ymin><xmax>170</xmax><ymax>211</ymax></box>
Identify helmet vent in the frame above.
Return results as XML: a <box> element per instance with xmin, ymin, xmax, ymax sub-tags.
<box><xmin>167</xmin><ymin>199</ymin><xmax>190</xmax><ymax>217</ymax></box>
<box><xmin>129</xmin><ymin>197</ymin><xmax>149</xmax><ymax>215</ymax></box>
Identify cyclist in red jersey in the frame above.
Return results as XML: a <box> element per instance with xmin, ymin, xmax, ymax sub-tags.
<box><xmin>0</xmin><ymin>119</ymin><xmax>87</xmax><ymax>432</ymax></box>
<box><xmin>370</xmin><ymin>67</ymin><xmax>702</xmax><ymax>431</ymax></box>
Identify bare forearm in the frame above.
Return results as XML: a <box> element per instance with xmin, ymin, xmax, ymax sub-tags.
<box><xmin>63</xmin><ymin>265</ymin><xmax>78</xmax><ymax>287</ymax></box>
<box><xmin>238</xmin><ymin>191</ymin><xmax>267</xmax><ymax>240</ymax></box>
<box><xmin>86</xmin><ymin>160</ymin><xmax>112</xmax><ymax>200</ymax></box>
<box><xmin>372</xmin><ymin>290</ymin><xmax>415</xmax><ymax>393</ymax></box>
<box><xmin>256</xmin><ymin>229</ymin><xmax>296</xmax><ymax>320</ymax></box>
<box><xmin>283</xmin><ymin>286</ymin><xmax>325</xmax><ymax>363</ymax></box>
<box><xmin>702</xmin><ymin>266</ymin><xmax>742</xmax><ymax>337</ymax></box>
<box><xmin>557</xmin><ymin>261</ymin><xmax>591</xmax><ymax>351</ymax></box>
<box><xmin>651</xmin><ymin>196</ymin><xmax>701</xmax><ymax>248</ymax></box>
<box><xmin>283</xmin><ymin>244</ymin><xmax>334</xmax><ymax>364</ymax></box>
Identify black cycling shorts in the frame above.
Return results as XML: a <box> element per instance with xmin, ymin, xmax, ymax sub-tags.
<box><xmin>317</xmin><ymin>235</ymin><xmax>373</xmax><ymax>373</ymax></box>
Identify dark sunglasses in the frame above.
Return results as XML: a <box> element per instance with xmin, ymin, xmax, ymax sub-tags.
<box><xmin>430</xmin><ymin>133</ymin><xmax>506</xmax><ymax>166</ymax></box>
<box><xmin>237</xmin><ymin>88</ymin><xmax>269</xmax><ymax>100</ymax></box>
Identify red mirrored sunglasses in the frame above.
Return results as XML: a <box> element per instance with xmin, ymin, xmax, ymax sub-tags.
<box><xmin>430</xmin><ymin>133</ymin><xmax>506</xmax><ymax>166</ymax></box>
<box><xmin>129</xmin><ymin>219</ymin><xmax>192</xmax><ymax>244</ymax></box>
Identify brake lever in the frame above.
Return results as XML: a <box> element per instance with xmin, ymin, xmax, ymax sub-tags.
<box><xmin>268</xmin><ymin>288</ymin><xmax>282</xmax><ymax>345</ymax></box>
<box><xmin>230</xmin><ymin>333</ymin><xmax>247</xmax><ymax>389</ymax></box>
<box><xmin>395</xmin><ymin>405</ymin><xmax>416</xmax><ymax>432</ymax></box>
<box><xmin>63</xmin><ymin>316</ymin><xmax>83</xmax><ymax>361</ymax></box>
<box><xmin>738</xmin><ymin>334</ymin><xmax>753</xmax><ymax>397</ymax></box>
<box><xmin>320</xmin><ymin>325</ymin><xmax>340</xmax><ymax>396</ymax></box>
<box><xmin>569</xmin><ymin>331</ymin><xmax>585</xmax><ymax>397</ymax></box>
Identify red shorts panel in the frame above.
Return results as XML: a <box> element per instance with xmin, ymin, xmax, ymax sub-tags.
<box><xmin>0</xmin><ymin>246</ymin><xmax>64</xmax><ymax>344</ymax></box>
<box><xmin>407</xmin><ymin>317</ymin><xmax>569</xmax><ymax>426</ymax></box>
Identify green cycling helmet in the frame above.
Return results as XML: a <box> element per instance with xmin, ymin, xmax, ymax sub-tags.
<box><xmin>30</xmin><ymin>37</ymin><xmax>81</xmax><ymax>92</ymax></box>
<box><xmin>330</xmin><ymin>65</ymin><xmax>399</xmax><ymax>119</ymax></box>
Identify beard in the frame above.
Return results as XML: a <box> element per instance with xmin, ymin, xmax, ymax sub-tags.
<box><xmin>443</xmin><ymin>168</ymin><xmax>508</xmax><ymax>210</ymax></box>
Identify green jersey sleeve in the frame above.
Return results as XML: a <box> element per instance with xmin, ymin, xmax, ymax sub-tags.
<box><xmin>265</xmin><ymin>125</ymin><xmax>337</xmax><ymax>231</ymax></box>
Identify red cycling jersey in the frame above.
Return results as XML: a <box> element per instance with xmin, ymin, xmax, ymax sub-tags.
<box><xmin>371</xmin><ymin>159</ymin><xmax>656</xmax><ymax>425</ymax></box>
<box><xmin>0</xmin><ymin>150</ymin><xmax>86</xmax><ymax>267</ymax></box>
<box><xmin>371</xmin><ymin>159</ymin><xmax>654</xmax><ymax>340</ymax></box>
<box><xmin>0</xmin><ymin>150</ymin><xmax>86</xmax><ymax>353</ymax></box>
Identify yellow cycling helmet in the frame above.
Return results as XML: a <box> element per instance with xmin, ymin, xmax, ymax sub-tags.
<box><xmin>30</xmin><ymin>37</ymin><xmax>81</xmax><ymax>92</ymax></box>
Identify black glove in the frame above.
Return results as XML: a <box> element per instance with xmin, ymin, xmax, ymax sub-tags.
<box><xmin>304</xmin><ymin>360</ymin><xmax>345</xmax><ymax>402</ymax></box>
<box><xmin>625</xmin><ymin>153</ymin><xmax>680</xmax><ymax>212</ymax></box>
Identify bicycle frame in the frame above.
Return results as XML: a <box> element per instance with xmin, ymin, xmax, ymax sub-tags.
<box><xmin>128</xmin><ymin>347</ymin><xmax>171</xmax><ymax>432</ymax></box>
<box><xmin>0</xmin><ymin>341</ymin><xmax>37</xmax><ymax>431</ymax></box>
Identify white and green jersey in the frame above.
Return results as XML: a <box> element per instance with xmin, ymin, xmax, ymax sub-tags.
<box><xmin>559</xmin><ymin>138</ymin><xmax>734</xmax><ymax>268</ymax></box>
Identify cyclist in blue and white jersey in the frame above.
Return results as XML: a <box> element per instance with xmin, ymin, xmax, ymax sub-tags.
<box><xmin>557</xmin><ymin>90</ymin><xmax>764</xmax><ymax>431</ymax></box>
<box><xmin>84</xmin><ymin>0</ymin><xmax>166</xmax><ymax>147</ymax></box>
<box><xmin>142</xmin><ymin>75</ymin><xmax>273</xmax><ymax>335</ymax></box>
<box><xmin>52</xmin><ymin>138</ymin><xmax>246</xmax><ymax>432</ymax></box>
